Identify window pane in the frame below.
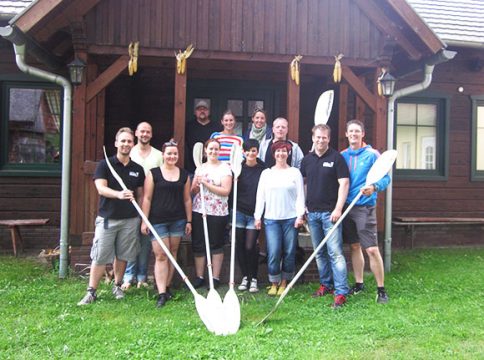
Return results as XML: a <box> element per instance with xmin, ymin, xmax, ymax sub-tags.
<box><xmin>8</xmin><ymin>88</ymin><xmax>61</xmax><ymax>164</ymax></box>
<box><xmin>477</xmin><ymin>106</ymin><xmax>484</xmax><ymax>171</ymax></box>
<box><xmin>248</xmin><ymin>100</ymin><xmax>264</xmax><ymax>116</ymax></box>
<box><xmin>417</xmin><ymin>103</ymin><xmax>436</xmax><ymax>126</ymax></box>
<box><xmin>397</xmin><ymin>103</ymin><xmax>416</xmax><ymax>125</ymax></box>
<box><xmin>396</xmin><ymin>125</ymin><xmax>416</xmax><ymax>169</ymax></box>
<box><xmin>227</xmin><ymin>99</ymin><xmax>243</xmax><ymax>117</ymax></box>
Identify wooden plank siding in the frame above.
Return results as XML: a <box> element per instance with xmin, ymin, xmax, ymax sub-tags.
<box><xmin>85</xmin><ymin>0</ymin><xmax>387</xmax><ymax>61</ymax></box>
<box><xmin>392</xmin><ymin>47</ymin><xmax>484</xmax><ymax>221</ymax></box>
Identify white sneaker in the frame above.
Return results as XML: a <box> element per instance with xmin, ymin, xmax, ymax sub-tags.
<box><xmin>112</xmin><ymin>285</ymin><xmax>125</xmax><ymax>300</ymax></box>
<box><xmin>238</xmin><ymin>276</ymin><xmax>248</xmax><ymax>291</ymax></box>
<box><xmin>249</xmin><ymin>279</ymin><xmax>259</xmax><ymax>293</ymax></box>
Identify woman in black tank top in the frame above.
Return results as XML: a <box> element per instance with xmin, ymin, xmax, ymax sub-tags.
<box><xmin>141</xmin><ymin>141</ymin><xmax>192</xmax><ymax>307</ymax></box>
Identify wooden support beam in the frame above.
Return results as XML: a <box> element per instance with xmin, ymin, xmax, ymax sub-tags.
<box><xmin>86</xmin><ymin>55</ymin><xmax>129</xmax><ymax>103</ymax></box>
<box><xmin>354</xmin><ymin>0</ymin><xmax>422</xmax><ymax>60</ymax></box>
<box><xmin>174</xmin><ymin>69</ymin><xmax>187</xmax><ymax>167</ymax></box>
<box><xmin>14</xmin><ymin>0</ymin><xmax>63</xmax><ymax>32</ymax></box>
<box><xmin>287</xmin><ymin>66</ymin><xmax>300</xmax><ymax>142</ymax></box>
<box><xmin>341</xmin><ymin>65</ymin><xmax>377</xmax><ymax>113</ymax></box>
<box><xmin>338</xmin><ymin>83</ymin><xmax>349</xmax><ymax>150</ymax></box>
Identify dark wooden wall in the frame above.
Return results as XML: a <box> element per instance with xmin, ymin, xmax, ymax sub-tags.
<box><xmin>85</xmin><ymin>0</ymin><xmax>384</xmax><ymax>60</ymax></box>
<box><xmin>393</xmin><ymin>47</ymin><xmax>484</xmax><ymax>219</ymax></box>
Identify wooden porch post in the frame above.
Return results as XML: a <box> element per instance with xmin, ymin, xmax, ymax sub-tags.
<box><xmin>338</xmin><ymin>83</ymin><xmax>349</xmax><ymax>150</ymax></box>
<box><xmin>287</xmin><ymin>67</ymin><xmax>300</xmax><ymax>141</ymax></box>
<box><xmin>174</xmin><ymin>68</ymin><xmax>187</xmax><ymax>167</ymax></box>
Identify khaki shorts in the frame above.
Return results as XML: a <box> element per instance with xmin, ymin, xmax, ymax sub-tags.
<box><xmin>342</xmin><ymin>205</ymin><xmax>378</xmax><ymax>249</ymax></box>
<box><xmin>90</xmin><ymin>216</ymin><xmax>140</xmax><ymax>265</ymax></box>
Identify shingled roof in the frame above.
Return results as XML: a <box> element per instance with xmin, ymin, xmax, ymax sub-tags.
<box><xmin>407</xmin><ymin>0</ymin><xmax>484</xmax><ymax>48</ymax></box>
<box><xmin>0</xmin><ymin>0</ymin><xmax>33</xmax><ymax>20</ymax></box>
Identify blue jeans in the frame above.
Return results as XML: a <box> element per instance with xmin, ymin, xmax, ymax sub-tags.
<box><xmin>123</xmin><ymin>233</ymin><xmax>151</xmax><ymax>283</ymax></box>
<box><xmin>307</xmin><ymin>211</ymin><xmax>349</xmax><ymax>295</ymax></box>
<box><xmin>264</xmin><ymin>218</ymin><xmax>297</xmax><ymax>283</ymax></box>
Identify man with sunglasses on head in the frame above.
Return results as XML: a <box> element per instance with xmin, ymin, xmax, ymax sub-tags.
<box><xmin>121</xmin><ymin>122</ymin><xmax>163</xmax><ymax>290</ymax></box>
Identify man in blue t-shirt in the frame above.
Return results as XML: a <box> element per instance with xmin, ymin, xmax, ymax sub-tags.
<box><xmin>341</xmin><ymin>119</ymin><xmax>391</xmax><ymax>304</ymax></box>
<box><xmin>300</xmin><ymin>124</ymin><xmax>350</xmax><ymax>308</ymax></box>
<box><xmin>78</xmin><ymin>127</ymin><xmax>145</xmax><ymax>306</ymax></box>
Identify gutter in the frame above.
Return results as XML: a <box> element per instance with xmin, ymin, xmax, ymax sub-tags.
<box><xmin>1</xmin><ymin>25</ymin><xmax>72</xmax><ymax>278</ymax></box>
<box><xmin>384</xmin><ymin>49</ymin><xmax>457</xmax><ymax>272</ymax></box>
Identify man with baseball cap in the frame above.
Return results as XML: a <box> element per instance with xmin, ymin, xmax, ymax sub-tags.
<box><xmin>185</xmin><ymin>100</ymin><xmax>222</xmax><ymax>173</ymax></box>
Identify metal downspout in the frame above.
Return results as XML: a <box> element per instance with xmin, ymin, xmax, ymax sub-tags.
<box><xmin>13</xmin><ymin>44</ymin><xmax>72</xmax><ymax>278</ymax></box>
<box><xmin>384</xmin><ymin>64</ymin><xmax>435</xmax><ymax>272</ymax></box>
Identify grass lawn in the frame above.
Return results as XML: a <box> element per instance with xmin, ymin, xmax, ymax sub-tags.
<box><xmin>1</xmin><ymin>248</ymin><xmax>483</xmax><ymax>359</ymax></box>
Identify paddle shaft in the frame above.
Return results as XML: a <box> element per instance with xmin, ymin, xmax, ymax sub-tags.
<box><xmin>102</xmin><ymin>150</ymin><xmax>198</xmax><ymax>296</ymax></box>
<box><xmin>229</xmin><ymin>177</ymin><xmax>238</xmax><ymax>287</ymax></box>
<box><xmin>199</xmin><ymin>184</ymin><xmax>216</xmax><ymax>290</ymax></box>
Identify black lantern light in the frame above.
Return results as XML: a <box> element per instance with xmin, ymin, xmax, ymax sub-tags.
<box><xmin>67</xmin><ymin>57</ymin><xmax>86</xmax><ymax>85</ymax></box>
<box><xmin>379</xmin><ymin>71</ymin><xmax>396</xmax><ymax>97</ymax></box>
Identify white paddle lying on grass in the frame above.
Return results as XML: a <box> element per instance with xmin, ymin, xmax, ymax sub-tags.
<box><xmin>257</xmin><ymin>149</ymin><xmax>398</xmax><ymax>326</ymax></box>
<box><xmin>102</xmin><ymin>147</ymin><xmax>215</xmax><ymax>332</ymax></box>
<box><xmin>221</xmin><ymin>143</ymin><xmax>244</xmax><ymax>335</ymax></box>
<box><xmin>193</xmin><ymin>142</ymin><xmax>224</xmax><ymax>335</ymax></box>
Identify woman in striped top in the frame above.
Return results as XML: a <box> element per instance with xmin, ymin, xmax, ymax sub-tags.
<box><xmin>210</xmin><ymin>110</ymin><xmax>243</xmax><ymax>163</ymax></box>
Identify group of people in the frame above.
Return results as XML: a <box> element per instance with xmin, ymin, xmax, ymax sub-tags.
<box><xmin>78</xmin><ymin>99</ymin><xmax>391</xmax><ymax>310</ymax></box>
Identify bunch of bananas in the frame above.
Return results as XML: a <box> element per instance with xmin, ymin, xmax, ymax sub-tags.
<box><xmin>175</xmin><ymin>44</ymin><xmax>194</xmax><ymax>75</ymax></box>
<box><xmin>333</xmin><ymin>53</ymin><xmax>344</xmax><ymax>83</ymax></box>
<box><xmin>128</xmin><ymin>41</ymin><xmax>139</xmax><ymax>76</ymax></box>
<box><xmin>290</xmin><ymin>55</ymin><xmax>303</xmax><ymax>86</ymax></box>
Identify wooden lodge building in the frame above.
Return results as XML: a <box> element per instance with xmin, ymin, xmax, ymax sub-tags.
<box><xmin>1</xmin><ymin>0</ymin><xmax>483</xmax><ymax>274</ymax></box>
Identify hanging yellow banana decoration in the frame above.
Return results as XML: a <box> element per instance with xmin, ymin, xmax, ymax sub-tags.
<box><xmin>289</xmin><ymin>55</ymin><xmax>302</xmax><ymax>86</ymax></box>
<box><xmin>377</xmin><ymin>67</ymin><xmax>386</xmax><ymax>97</ymax></box>
<box><xmin>289</xmin><ymin>55</ymin><xmax>303</xmax><ymax>86</ymax></box>
<box><xmin>333</xmin><ymin>53</ymin><xmax>344</xmax><ymax>83</ymax></box>
<box><xmin>128</xmin><ymin>41</ymin><xmax>139</xmax><ymax>76</ymax></box>
<box><xmin>175</xmin><ymin>44</ymin><xmax>195</xmax><ymax>75</ymax></box>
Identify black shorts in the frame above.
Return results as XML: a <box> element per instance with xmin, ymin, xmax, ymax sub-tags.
<box><xmin>191</xmin><ymin>212</ymin><xmax>228</xmax><ymax>256</ymax></box>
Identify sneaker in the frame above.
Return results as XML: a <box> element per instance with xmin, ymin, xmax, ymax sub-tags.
<box><xmin>376</xmin><ymin>290</ymin><xmax>389</xmax><ymax>304</ymax></box>
<box><xmin>112</xmin><ymin>285</ymin><xmax>125</xmax><ymax>300</ymax></box>
<box><xmin>349</xmin><ymin>283</ymin><xmax>365</xmax><ymax>295</ymax></box>
<box><xmin>249</xmin><ymin>279</ymin><xmax>259</xmax><ymax>293</ymax></box>
<box><xmin>121</xmin><ymin>282</ymin><xmax>132</xmax><ymax>291</ymax></box>
<box><xmin>156</xmin><ymin>293</ymin><xmax>168</xmax><ymax>308</ymax></box>
<box><xmin>193</xmin><ymin>277</ymin><xmax>205</xmax><ymax>289</ymax></box>
<box><xmin>312</xmin><ymin>284</ymin><xmax>334</xmax><ymax>297</ymax></box>
<box><xmin>238</xmin><ymin>276</ymin><xmax>249</xmax><ymax>291</ymax></box>
<box><xmin>212</xmin><ymin>278</ymin><xmax>221</xmax><ymax>289</ymax></box>
<box><xmin>332</xmin><ymin>294</ymin><xmax>347</xmax><ymax>309</ymax></box>
<box><xmin>137</xmin><ymin>281</ymin><xmax>149</xmax><ymax>289</ymax></box>
<box><xmin>276</xmin><ymin>286</ymin><xmax>286</xmax><ymax>296</ymax></box>
<box><xmin>77</xmin><ymin>291</ymin><xmax>96</xmax><ymax>306</ymax></box>
<box><xmin>268</xmin><ymin>284</ymin><xmax>278</xmax><ymax>296</ymax></box>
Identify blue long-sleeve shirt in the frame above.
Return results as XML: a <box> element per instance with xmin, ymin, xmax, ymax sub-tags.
<box><xmin>341</xmin><ymin>145</ymin><xmax>390</xmax><ymax>206</ymax></box>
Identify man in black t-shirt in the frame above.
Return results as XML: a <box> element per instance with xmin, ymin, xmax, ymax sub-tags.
<box><xmin>300</xmin><ymin>124</ymin><xmax>350</xmax><ymax>308</ymax></box>
<box><xmin>78</xmin><ymin>127</ymin><xmax>145</xmax><ymax>305</ymax></box>
<box><xmin>184</xmin><ymin>100</ymin><xmax>222</xmax><ymax>173</ymax></box>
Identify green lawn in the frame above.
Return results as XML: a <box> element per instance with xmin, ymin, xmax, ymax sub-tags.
<box><xmin>1</xmin><ymin>248</ymin><xmax>483</xmax><ymax>359</ymax></box>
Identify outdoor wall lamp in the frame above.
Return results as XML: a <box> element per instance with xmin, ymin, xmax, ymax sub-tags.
<box><xmin>379</xmin><ymin>71</ymin><xmax>396</xmax><ymax>97</ymax></box>
<box><xmin>67</xmin><ymin>57</ymin><xmax>86</xmax><ymax>85</ymax></box>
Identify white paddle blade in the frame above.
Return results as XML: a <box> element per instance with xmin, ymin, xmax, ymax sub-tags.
<box><xmin>222</xmin><ymin>289</ymin><xmax>241</xmax><ymax>335</ymax></box>
<box><xmin>230</xmin><ymin>144</ymin><xmax>243</xmax><ymax>178</ymax></box>
<box><xmin>194</xmin><ymin>293</ymin><xmax>216</xmax><ymax>333</ymax></box>
<box><xmin>314</xmin><ymin>90</ymin><xmax>334</xmax><ymax>125</ymax></box>
<box><xmin>207</xmin><ymin>289</ymin><xmax>225</xmax><ymax>335</ymax></box>
<box><xmin>193</xmin><ymin>142</ymin><xmax>204</xmax><ymax>169</ymax></box>
<box><xmin>366</xmin><ymin>149</ymin><xmax>397</xmax><ymax>186</ymax></box>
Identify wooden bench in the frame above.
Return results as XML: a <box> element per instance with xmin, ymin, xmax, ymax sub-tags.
<box><xmin>392</xmin><ymin>216</ymin><xmax>484</xmax><ymax>248</ymax></box>
<box><xmin>0</xmin><ymin>219</ymin><xmax>50</xmax><ymax>256</ymax></box>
